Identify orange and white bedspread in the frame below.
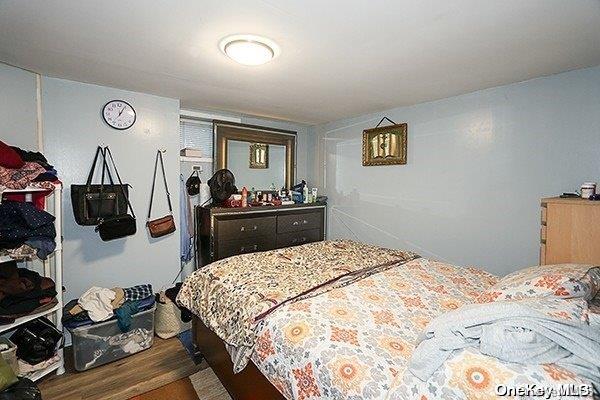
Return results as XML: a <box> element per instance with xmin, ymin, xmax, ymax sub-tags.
<box><xmin>251</xmin><ymin>258</ymin><xmax>595</xmax><ymax>399</ymax></box>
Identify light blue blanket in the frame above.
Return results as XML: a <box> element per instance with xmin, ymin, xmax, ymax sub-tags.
<box><xmin>408</xmin><ymin>299</ymin><xmax>600</xmax><ymax>393</ymax></box>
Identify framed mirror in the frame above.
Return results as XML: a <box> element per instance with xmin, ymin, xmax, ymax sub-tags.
<box><xmin>214</xmin><ymin>121</ymin><xmax>296</xmax><ymax>190</ymax></box>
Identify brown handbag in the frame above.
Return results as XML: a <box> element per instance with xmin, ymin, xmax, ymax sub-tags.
<box><xmin>147</xmin><ymin>150</ymin><xmax>176</xmax><ymax>238</ymax></box>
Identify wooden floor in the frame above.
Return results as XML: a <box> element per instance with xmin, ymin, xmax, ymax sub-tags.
<box><xmin>130</xmin><ymin>378</ymin><xmax>200</xmax><ymax>400</ymax></box>
<box><xmin>38</xmin><ymin>337</ymin><xmax>206</xmax><ymax>400</ymax></box>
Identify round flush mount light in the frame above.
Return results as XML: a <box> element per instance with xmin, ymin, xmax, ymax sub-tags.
<box><xmin>219</xmin><ymin>34</ymin><xmax>280</xmax><ymax>66</ymax></box>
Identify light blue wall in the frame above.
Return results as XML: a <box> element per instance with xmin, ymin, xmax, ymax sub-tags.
<box><xmin>0</xmin><ymin>63</ymin><xmax>38</xmax><ymax>149</ymax></box>
<box><xmin>315</xmin><ymin>66</ymin><xmax>600</xmax><ymax>276</ymax></box>
<box><xmin>42</xmin><ymin>77</ymin><xmax>181</xmax><ymax>300</ymax></box>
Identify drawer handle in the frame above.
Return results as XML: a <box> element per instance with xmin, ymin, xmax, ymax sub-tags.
<box><xmin>240</xmin><ymin>244</ymin><xmax>258</xmax><ymax>252</ymax></box>
<box><xmin>302</xmin><ymin>219</ymin><xmax>308</xmax><ymax>224</ymax></box>
<box><xmin>292</xmin><ymin>237</ymin><xmax>308</xmax><ymax>244</ymax></box>
<box><xmin>292</xmin><ymin>221</ymin><xmax>299</xmax><ymax>226</ymax></box>
<box><xmin>240</xmin><ymin>225</ymin><xmax>258</xmax><ymax>232</ymax></box>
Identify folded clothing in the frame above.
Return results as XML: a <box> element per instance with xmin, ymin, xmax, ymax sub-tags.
<box><xmin>0</xmin><ymin>261</ymin><xmax>57</xmax><ymax>319</ymax></box>
<box><xmin>0</xmin><ymin>299</ymin><xmax>58</xmax><ymax>325</ymax></box>
<box><xmin>0</xmin><ymin>201</ymin><xmax>56</xmax><ymax>259</ymax></box>
<box><xmin>124</xmin><ymin>284</ymin><xmax>153</xmax><ymax>301</ymax></box>
<box><xmin>0</xmin><ymin>163</ymin><xmax>46</xmax><ymax>190</ymax></box>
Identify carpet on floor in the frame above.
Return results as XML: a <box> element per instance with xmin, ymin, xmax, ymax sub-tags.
<box><xmin>190</xmin><ymin>368</ymin><xmax>231</xmax><ymax>400</ymax></box>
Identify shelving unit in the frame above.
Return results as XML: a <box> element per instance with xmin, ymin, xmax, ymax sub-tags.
<box><xmin>180</xmin><ymin>156</ymin><xmax>212</xmax><ymax>163</ymax></box>
<box><xmin>0</xmin><ymin>183</ymin><xmax>65</xmax><ymax>379</ymax></box>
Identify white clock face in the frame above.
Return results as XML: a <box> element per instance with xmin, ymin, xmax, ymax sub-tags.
<box><xmin>102</xmin><ymin>100</ymin><xmax>136</xmax><ymax>130</ymax></box>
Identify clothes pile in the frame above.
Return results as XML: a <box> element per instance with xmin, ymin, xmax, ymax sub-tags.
<box><xmin>0</xmin><ymin>141</ymin><xmax>59</xmax><ymax>191</ymax></box>
<box><xmin>0</xmin><ymin>261</ymin><xmax>57</xmax><ymax>324</ymax></box>
<box><xmin>0</xmin><ymin>202</ymin><xmax>56</xmax><ymax>261</ymax></box>
<box><xmin>62</xmin><ymin>284</ymin><xmax>155</xmax><ymax>333</ymax></box>
<box><xmin>0</xmin><ymin>141</ymin><xmax>60</xmax><ymax>261</ymax></box>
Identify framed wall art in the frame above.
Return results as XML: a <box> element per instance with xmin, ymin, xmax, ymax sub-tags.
<box><xmin>362</xmin><ymin>117</ymin><xmax>407</xmax><ymax>166</ymax></box>
<box><xmin>249</xmin><ymin>143</ymin><xmax>269</xmax><ymax>169</ymax></box>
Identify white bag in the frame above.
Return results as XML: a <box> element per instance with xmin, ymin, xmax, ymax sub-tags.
<box><xmin>154</xmin><ymin>292</ymin><xmax>191</xmax><ymax>339</ymax></box>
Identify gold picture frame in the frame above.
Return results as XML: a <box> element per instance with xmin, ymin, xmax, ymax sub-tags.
<box><xmin>362</xmin><ymin>122</ymin><xmax>407</xmax><ymax>166</ymax></box>
<box><xmin>249</xmin><ymin>143</ymin><xmax>269</xmax><ymax>169</ymax></box>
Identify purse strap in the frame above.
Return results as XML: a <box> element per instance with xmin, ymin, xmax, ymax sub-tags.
<box><xmin>104</xmin><ymin>147</ymin><xmax>136</xmax><ymax>218</ymax></box>
<box><xmin>147</xmin><ymin>150</ymin><xmax>173</xmax><ymax>221</ymax></box>
<box><xmin>85</xmin><ymin>146</ymin><xmax>115</xmax><ymax>190</ymax></box>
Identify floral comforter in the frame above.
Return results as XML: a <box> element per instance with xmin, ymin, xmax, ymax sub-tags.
<box><xmin>251</xmin><ymin>258</ymin><xmax>596</xmax><ymax>399</ymax></box>
<box><xmin>177</xmin><ymin>240</ymin><xmax>418</xmax><ymax>372</ymax></box>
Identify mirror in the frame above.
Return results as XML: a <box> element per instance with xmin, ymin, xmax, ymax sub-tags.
<box><xmin>227</xmin><ymin>141</ymin><xmax>286</xmax><ymax>190</ymax></box>
<box><xmin>215</xmin><ymin>121</ymin><xmax>296</xmax><ymax>190</ymax></box>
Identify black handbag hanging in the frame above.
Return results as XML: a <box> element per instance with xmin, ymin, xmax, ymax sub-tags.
<box><xmin>71</xmin><ymin>146</ymin><xmax>130</xmax><ymax>226</ymax></box>
<box><xmin>95</xmin><ymin>147</ymin><xmax>137</xmax><ymax>241</ymax></box>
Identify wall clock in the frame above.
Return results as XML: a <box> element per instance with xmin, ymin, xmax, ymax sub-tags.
<box><xmin>102</xmin><ymin>100</ymin><xmax>136</xmax><ymax>130</ymax></box>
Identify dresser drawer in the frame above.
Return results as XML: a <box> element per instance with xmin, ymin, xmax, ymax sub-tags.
<box><xmin>217</xmin><ymin>236</ymin><xmax>275</xmax><ymax>259</ymax></box>
<box><xmin>277</xmin><ymin>212</ymin><xmax>322</xmax><ymax>233</ymax></box>
<box><xmin>216</xmin><ymin>216</ymin><xmax>276</xmax><ymax>240</ymax></box>
<box><xmin>276</xmin><ymin>229</ymin><xmax>321</xmax><ymax>248</ymax></box>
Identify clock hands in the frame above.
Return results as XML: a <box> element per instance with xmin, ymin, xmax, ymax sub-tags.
<box><xmin>116</xmin><ymin>106</ymin><xmax>126</xmax><ymax>119</ymax></box>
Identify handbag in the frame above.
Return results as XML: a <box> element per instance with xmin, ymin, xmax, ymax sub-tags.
<box><xmin>95</xmin><ymin>147</ymin><xmax>137</xmax><ymax>241</ymax></box>
<box><xmin>71</xmin><ymin>146</ymin><xmax>130</xmax><ymax>226</ymax></box>
<box><xmin>146</xmin><ymin>150</ymin><xmax>176</xmax><ymax>238</ymax></box>
<box><xmin>185</xmin><ymin>170</ymin><xmax>201</xmax><ymax>195</ymax></box>
<box><xmin>10</xmin><ymin>317</ymin><xmax>63</xmax><ymax>366</ymax></box>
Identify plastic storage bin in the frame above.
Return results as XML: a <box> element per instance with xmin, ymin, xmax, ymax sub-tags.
<box><xmin>68</xmin><ymin>305</ymin><xmax>155</xmax><ymax>371</ymax></box>
<box><xmin>0</xmin><ymin>337</ymin><xmax>18</xmax><ymax>375</ymax></box>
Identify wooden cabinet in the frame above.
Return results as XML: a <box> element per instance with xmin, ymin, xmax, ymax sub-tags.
<box><xmin>540</xmin><ymin>197</ymin><xmax>600</xmax><ymax>265</ymax></box>
<box><xmin>196</xmin><ymin>203</ymin><xmax>326</xmax><ymax>267</ymax></box>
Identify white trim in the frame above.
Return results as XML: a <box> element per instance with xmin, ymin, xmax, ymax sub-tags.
<box><xmin>36</xmin><ymin>73</ymin><xmax>44</xmax><ymax>152</ymax></box>
<box><xmin>180</xmin><ymin>109</ymin><xmax>241</xmax><ymax>123</ymax></box>
<box><xmin>180</xmin><ymin>156</ymin><xmax>213</xmax><ymax>163</ymax></box>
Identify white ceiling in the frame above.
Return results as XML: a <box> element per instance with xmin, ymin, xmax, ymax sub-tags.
<box><xmin>1</xmin><ymin>0</ymin><xmax>599</xmax><ymax>124</ymax></box>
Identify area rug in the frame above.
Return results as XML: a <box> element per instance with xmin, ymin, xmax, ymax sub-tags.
<box><xmin>190</xmin><ymin>368</ymin><xmax>231</xmax><ymax>400</ymax></box>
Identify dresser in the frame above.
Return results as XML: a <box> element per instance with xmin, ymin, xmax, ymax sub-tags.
<box><xmin>540</xmin><ymin>197</ymin><xmax>600</xmax><ymax>265</ymax></box>
<box><xmin>195</xmin><ymin>203</ymin><xmax>326</xmax><ymax>267</ymax></box>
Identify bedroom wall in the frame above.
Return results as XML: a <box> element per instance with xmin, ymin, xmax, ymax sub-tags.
<box><xmin>41</xmin><ymin>77</ymin><xmax>181</xmax><ymax>301</ymax></box>
<box><xmin>0</xmin><ymin>63</ymin><xmax>38</xmax><ymax>149</ymax></box>
<box><xmin>314</xmin><ymin>65</ymin><xmax>600</xmax><ymax>276</ymax></box>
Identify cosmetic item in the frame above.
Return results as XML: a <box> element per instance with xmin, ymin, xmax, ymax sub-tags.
<box><xmin>303</xmin><ymin>184</ymin><xmax>309</xmax><ymax>204</ymax></box>
<box><xmin>267</xmin><ymin>193</ymin><xmax>272</xmax><ymax>202</ymax></box>
<box><xmin>241</xmin><ymin>186</ymin><xmax>248</xmax><ymax>207</ymax></box>
<box><xmin>311</xmin><ymin>188</ymin><xmax>318</xmax><ymax>203</ymax></box>
<box><xmin>581</xmin><ymin>182</ymin><xmax>596</xmax><ymax>199</ymax></box>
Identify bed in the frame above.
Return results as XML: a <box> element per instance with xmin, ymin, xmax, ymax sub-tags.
<box><xmin>177</xmin><ymin>240</ymin><xmax>600</xmax><ymax>400</ymax></box>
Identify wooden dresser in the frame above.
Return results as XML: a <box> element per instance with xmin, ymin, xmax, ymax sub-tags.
<box><xmin>540</xmin><ymin>197</ymin><xmax>600</xmax><ymax>265</ymax></box>
<box><xmin>195</xmin><ymin>203</ymin><xmax>326</xmax><ymax>267</ymax></box>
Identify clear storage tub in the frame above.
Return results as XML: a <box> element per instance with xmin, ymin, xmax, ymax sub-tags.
<box><xmin>68</xmin><ymin>305</ymin><xmax>155</xmax><ymax>371</ymax></box>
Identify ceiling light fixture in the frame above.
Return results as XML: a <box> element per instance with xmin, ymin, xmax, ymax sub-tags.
<box><xmin>219</xmin><ymin>35</ymin><xmax>279</xmax><ymax>66</ymax></box>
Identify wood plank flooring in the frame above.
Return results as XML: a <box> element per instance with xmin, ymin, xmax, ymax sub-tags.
<box><xmin>38</xmin><ymin>337</ymin><xmax>206</xmax><ymax>400</ymax></box>
<box><xmin>130</xmin><ymin>378</ymin><xmax>200</xmax><ymax>400</ymax></box>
